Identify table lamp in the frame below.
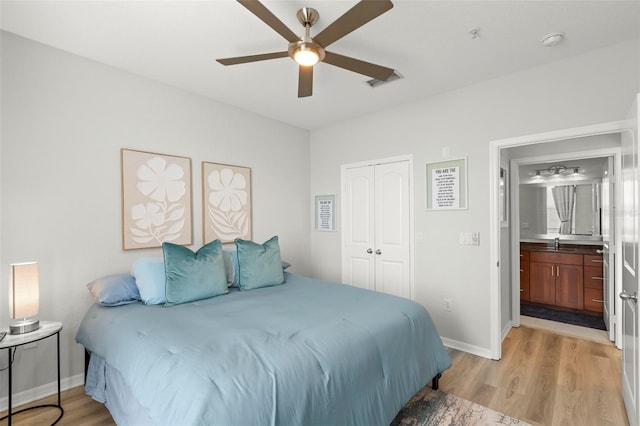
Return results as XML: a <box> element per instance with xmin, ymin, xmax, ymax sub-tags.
<box><xmin>9</xmin><ymin>262</ymin><xmax>40</xmax><ymax>334</ymax></box>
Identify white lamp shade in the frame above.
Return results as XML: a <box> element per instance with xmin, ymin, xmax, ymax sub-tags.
<box><xmin>9</xmin><ymin>262</ymin><xmax>39</xmax><ymax>319</ymax></box>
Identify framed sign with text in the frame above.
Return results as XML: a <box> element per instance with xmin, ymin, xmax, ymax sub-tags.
<box><xmin>315</xmin><ymin>195</ymin><xmax>336</xmax><ymax>231</ymax></box>
<box><xmin>426</xmin><ymin>157</ymin><xmax>468</xmax><ymax>210</ymax></box>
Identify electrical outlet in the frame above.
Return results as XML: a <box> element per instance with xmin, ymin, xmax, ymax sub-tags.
<box><xmin>444</xmin><ymin>298</ymin><xmax>452</xmax><ymax>312</ymax></box>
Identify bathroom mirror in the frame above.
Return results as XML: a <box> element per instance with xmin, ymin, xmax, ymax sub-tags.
<box><xmin>520</xmin><ymin>182</ymin><xmax>602</xmax><ymax>240</ymax></box>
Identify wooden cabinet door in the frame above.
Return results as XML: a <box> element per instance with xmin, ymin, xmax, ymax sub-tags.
<box><xmin>585</xmin><ymin>288</ymin><xmax>604</xmax><ymax>313</ymax></box>
<box><xmin>555</xmin><ymin>264</ymin><xmax>584</xmax><ymax>309</ymax></box>
<box><xmin>530</xmin><ymin>262</ymin><xmax>555</xmax><ymax>304</ymax></box>
<box><xmin>520</xmin><ymin>260</ymin><xmax>530</xmax><ymax>302</ymax></box>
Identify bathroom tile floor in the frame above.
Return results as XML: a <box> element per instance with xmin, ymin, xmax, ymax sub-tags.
<box><xmin>520</xmin><ymin>314</ymin><xmax>611</xmax><ymax>345</ymax></box>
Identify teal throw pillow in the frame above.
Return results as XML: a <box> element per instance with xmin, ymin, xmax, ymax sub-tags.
<box><xmin>162</xmin><ymin>240</ymin><xmax>228</xmax><ymax>306</ymax></box>
<box><xmin>235</xmin><ymin>236</ymin><xmax>285</xmax><ymax>290</ymax></box>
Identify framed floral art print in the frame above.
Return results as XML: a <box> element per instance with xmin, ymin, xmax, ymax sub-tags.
<box><xmin>121</xmin><ymin>149</ymin><xmax>193</xmax><ymax>250</ymax></box>
<box><xmin>202</xmin><ymin>162</ymin><xmax>252</xmax><ymax>244</ymax></box>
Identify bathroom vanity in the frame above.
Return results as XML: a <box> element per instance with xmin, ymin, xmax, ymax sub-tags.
<box><xmin>520</xmin><ymin>242</ymin><xmax>604</xmax><ymax>314</ymax></box>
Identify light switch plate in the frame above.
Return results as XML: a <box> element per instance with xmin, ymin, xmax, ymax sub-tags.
<box><xmin>459</xmin><ymin>232</ymin><xmax>470</xmax><ymax>245</ymax></box>
<box><xmin>459</xmin><ymin>232</ymin><xmax>479</xmax><ymax>245</ymax></box>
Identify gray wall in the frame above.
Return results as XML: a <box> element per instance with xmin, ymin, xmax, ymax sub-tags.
<box><xmin>1</xmin><ymin>28</ymin><xmax>639</xmax><ymax>400</ymax></box>
<box><xmin>0</xmin><ymin>31</ymin><xmax>311</xmax><ymax>398</ymax></box>
<box><xmin>308</xmin><ymin>39</ymin><xmax>639</xmax><ymax>354</ymax></box>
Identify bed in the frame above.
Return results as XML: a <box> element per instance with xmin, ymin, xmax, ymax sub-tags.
<box><xmin>76</xmin><ymin>271</ymin><xmax>451</xmax><ymax>425</ymax></box>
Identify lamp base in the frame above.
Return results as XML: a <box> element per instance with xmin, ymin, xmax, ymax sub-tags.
<box><xmin>10</xmin><ymin>319</ymin><xmax>40</xmax><ymax>335</ymax></box>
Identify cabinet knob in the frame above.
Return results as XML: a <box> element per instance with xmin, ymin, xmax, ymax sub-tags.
<box><xmin>375</xmin><ymin>249</ymin><xmax>382</xmax><ymax>255</ymax></box>
<box><xmin>366</xmin><ymin>248</ymin><xmax>373</xmax><ymax>254</ymax></box>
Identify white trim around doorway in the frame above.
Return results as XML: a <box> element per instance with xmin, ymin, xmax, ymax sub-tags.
<box><xmin>489</xmin><ymin>120</ymin><xmax>628</xmax><ymax>359</ymax></box>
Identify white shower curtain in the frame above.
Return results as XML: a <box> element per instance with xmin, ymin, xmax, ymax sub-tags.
<box><xmin>552</xmin><ymin>185</ymin><xmax>576</xmax><ymax>234</ymax></box>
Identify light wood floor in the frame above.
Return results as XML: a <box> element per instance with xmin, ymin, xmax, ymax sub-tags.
<box><xmin>440</xmin><ymin>325</ymin><xmax>628</xmax><ymax>426</ymax></box>
<box><xmin>0</xmin><ymin>325</ymin><xmax>627</xmax><ymax>426</ymax></box>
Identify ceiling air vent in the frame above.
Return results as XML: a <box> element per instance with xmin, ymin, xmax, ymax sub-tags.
<box><xmin>365</xmin><ymin>71</ymin><xmax>404</xmax><ymax>88</ymax></box>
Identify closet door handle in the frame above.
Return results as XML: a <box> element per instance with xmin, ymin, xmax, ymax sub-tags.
<box><xmin>375</xmin><ymin>249</ymin><xmax>382</xmax><ymax>255</ymax></box>
<box><xmin>592</xmin><ymin>276</ymin><xmax>604</xmax><ymax>280</ymax></box>
<box><xmin>557</xmin><ymin>266</ymin><xmax>560</xmax><ymax>276</ymax></box>
<box><xmin>366</xmin><ymin>248</ymin><xmax>373</xmax><ymax>254</ymax></box>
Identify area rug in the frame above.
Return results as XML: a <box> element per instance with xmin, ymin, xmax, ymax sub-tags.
<box><xmin>520</xmin><ymin>304</ymin><xmax>606</xmax><ymax>330</ymax></box>
<box><xmin>391</xmin><ymin>386</ymin><xmax>531</xmax><ymax>426</ymax></box>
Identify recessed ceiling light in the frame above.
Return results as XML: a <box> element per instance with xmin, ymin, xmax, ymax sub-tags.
<box><xmin>541</xmin><ymin>33</ymin><xmax>565</xmax><ymax>47</ymax></box>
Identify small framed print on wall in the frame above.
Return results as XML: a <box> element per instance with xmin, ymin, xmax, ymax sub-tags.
<box><xmin>202</xmin><ymin>162</ymin><xmax>252</xmax><ymax>244</ymax></box>
<box><xmin>426</xmin><ymin>157</ymin><xmax>468</xmax><ymax>210</ymax></box>
<box><xmin>315</xmin><ymin>195</ymin><xmax>336</xmax><ymax>231</ymax></box>
<box><xmin>121</xmin><ymin>148</ymin><xmax>193</xmax><ymax>250</ymax></box>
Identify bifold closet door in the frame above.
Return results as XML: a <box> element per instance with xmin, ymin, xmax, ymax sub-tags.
<box><xmin>342</xmin><ymin>165</ymin><xmax>375</xmax><ymax>291</ymax></box>
<box><xmin>342</xmin><ymin>160</ymin><xmax>411</xmax><ymax>298</ymax></box>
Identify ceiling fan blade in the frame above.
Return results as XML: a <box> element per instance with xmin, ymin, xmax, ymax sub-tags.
<box><xmin>313</xmin><ymin>0</ymin><xmax>393</xmax><ymax>48</ymax></box>
<box><xmin>323</xmin><ymin>51</ymin><xmax>394</xmax><ymax>81</ymax></box>
<box><xmin>237</xmin><ymin>0</ymin><xmax>300</xmax><ymax>43</ymax></box>
<box><xmin>217</xmin><ymin>51</ymin><xmax>289</xmax><ymax>66</ymax></box>
<box><xmin>298</xmin><ymin>65</ymin><xmax>313</xmax><ymax>98</ymax></box>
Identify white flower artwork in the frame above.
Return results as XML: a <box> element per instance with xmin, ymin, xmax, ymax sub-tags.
<box><xmin>121</xmin><ymin>149</ymin><xmax>192</xmax><ymax>250</ymax></box>
<box><xmin>203</xmin><ymin>162</ymin><xmax>252</xmax><ymax>243</ymax></box>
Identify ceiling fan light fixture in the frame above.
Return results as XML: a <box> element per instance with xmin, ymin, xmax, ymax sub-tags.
<box><xmin>294</xmin><ymin>45</ymin><xmax>320</xmax><ymax>66</ymax></box>
<box><xmin>289</xmin><ymin>41</ymin><xmax>325</xmax><ymax>66</ymax></box>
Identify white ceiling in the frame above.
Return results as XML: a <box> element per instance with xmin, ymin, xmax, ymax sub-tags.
<box><xmin>1</xmin><ymin>1</ymin><xmax>639</xmax><ymax>130</ymax></box>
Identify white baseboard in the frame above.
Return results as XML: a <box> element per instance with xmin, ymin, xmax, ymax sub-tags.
<box><xmin>0</xmin><ymin>373</ymin><xmax>84</xmax><ymax>412</ymax></box>
<box><xmin>502</xmin><ymin>320</ymin><xmax>512</xmax><ymax>342</ymax></box>
<box><xmin>441</xmin><ymin>337</ymin><xmax>493</xmax><ymax>359</ymax></box>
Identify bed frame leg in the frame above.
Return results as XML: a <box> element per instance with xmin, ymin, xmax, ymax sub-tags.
<box><xmin>431</xmin><ymin>373</ymin><xmax>441</xmax><ymax>390</ymax></box>
<box><xmin>84</xmin><ymin>349</ymin><xmax>91</xmax><ymax>385</ymax></box>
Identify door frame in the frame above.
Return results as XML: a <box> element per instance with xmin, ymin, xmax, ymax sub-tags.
<box><xmin>489</xmin><ymin>120</ymin><xmax>628</xmax><ymax>359</ymax></box>
<box><xmin>509</xmin><ymin>147</ymin><xmax>622</xmax><ymax>347</ymax></box>
<box><xmin>340</xmin><ymin>154</ymin><xmax>415</xmax><ymax>300</ymax></box>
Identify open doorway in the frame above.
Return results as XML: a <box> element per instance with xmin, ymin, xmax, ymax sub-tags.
<box><xmin>509</xmin><ymin>152</ymin><xmax>619</xmax><ymax>346</ymax></box>
<box><xmin>489</xmin><ymin>121</ymin><xmax>628</xmax><ymax>359</ymax></box>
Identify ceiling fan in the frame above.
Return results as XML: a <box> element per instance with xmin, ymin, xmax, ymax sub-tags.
<box><xmin>217</xmin><ymin>0</ymin><xmax>395</xmax><ymax>98</ymax></box>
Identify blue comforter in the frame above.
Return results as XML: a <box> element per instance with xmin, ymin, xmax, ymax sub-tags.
<box><xmin>76</xmin><ymin>272</ymin><xmax>451</xmax><ymax>425</ymax></box>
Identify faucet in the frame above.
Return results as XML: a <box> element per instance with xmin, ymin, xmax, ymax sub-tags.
<box><xmin>554</xmin><ymin>237</ymin><xmax>560</xmax><ymax>250</ymax></box>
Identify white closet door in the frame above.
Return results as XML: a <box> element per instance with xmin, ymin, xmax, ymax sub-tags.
<box><xmin>374</xmin><ymin>161</ymin><xmax>411</xmax><ymax>298</ymax></box>
<box><xmin>342</xmin><ymin>165</ymin><xmax>375</xmax><ymax>290</ymax></box>
<box><xmin>342</xmin><ymin>159</ymin><xmax>412</xmax><ymax>298</ymax></box>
